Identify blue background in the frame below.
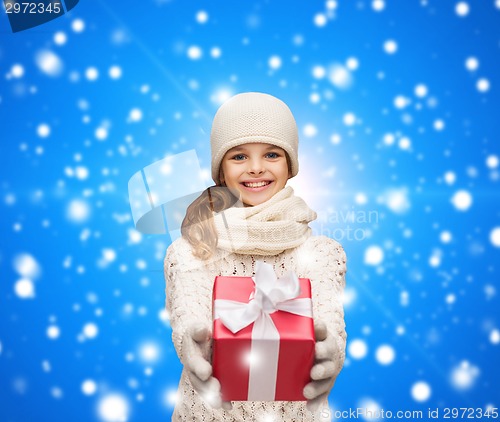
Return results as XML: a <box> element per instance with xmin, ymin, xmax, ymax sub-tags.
<box><xmin>1</xmin><ymin>0</ymin><xmax>499</xmax><ymax>421</ymax></box>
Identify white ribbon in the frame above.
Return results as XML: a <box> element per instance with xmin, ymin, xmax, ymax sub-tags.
<box><xmin>213</xmin><ymin>261</ymin><xmax>313</xmax><ymax>401</ymax></box>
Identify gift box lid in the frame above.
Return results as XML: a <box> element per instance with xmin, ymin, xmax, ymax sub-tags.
<box><xmin>212</xmin><ymin>275</ymin><xmax>314</xmax><ymax>341</ymax></box>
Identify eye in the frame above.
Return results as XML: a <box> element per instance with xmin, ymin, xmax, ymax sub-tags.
<box><xmin>231</xmin><ymin>154</ymin><xmax>246</xmax><ymax>161</ymax></box>
<box><xmin>265</xmin><ymin>152</ymin><xmax>280</xmax><ymax>159</ymax></box>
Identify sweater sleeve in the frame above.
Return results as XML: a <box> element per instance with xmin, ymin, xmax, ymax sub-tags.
<box><xmin>164</xmin><ymin>239</ymin><xmax>213</xmax><ymax>366</ymax></box>
<box><xmin>302</xmin><ymin>236</ymin><xmax>347</xmax><ymax>375</ymax></box>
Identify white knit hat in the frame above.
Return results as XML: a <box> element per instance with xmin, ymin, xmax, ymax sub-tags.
<box><xmin>210</xmin><ymin>92</ymin><xmax>299</xmax><ymax>184</ymax></box>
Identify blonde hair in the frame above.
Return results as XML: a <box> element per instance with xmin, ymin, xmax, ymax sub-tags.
<box><xmin>181</xmin><ymin>186</ymin><xmax>237</xmax><ymax>260</ymax></box>
<box><xmin>182</xmin><ymin>151</ymin><xmax>292</xmax><ymax>260</ymax></box>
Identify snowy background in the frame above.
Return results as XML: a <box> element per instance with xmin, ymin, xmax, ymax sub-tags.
<box><xmin>1</xmin><ymin>0</ymin><xmax>500</xmax><ymax>421</ymax></box>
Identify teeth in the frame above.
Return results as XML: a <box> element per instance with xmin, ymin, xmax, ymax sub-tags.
<box><xmin>244</xmin><ymin>181</ymin><xmax>270</xmax><ymax>188</ymax></box>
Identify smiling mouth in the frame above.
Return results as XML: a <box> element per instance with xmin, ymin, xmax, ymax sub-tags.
<box><xmin>241</xmin><ymin>181</ymin><xmax>272</xmax><ymax>188</ymax></box>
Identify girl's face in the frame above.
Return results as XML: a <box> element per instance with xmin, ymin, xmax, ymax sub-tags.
<box><xmin>220</xmin><ymin>143</ymin><xmax>291</xmax><ymax>207</ymax></box>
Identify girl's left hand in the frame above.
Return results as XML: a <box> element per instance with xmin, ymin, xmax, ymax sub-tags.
<box><xmin>303</xmin><ymin>319</ymin><xmax>339</xmax><ymax>412</ymax></box>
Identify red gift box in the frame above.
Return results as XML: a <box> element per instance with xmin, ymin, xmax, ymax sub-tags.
<box><xmin>212</xmin><ymin>262</ymin><xmax>315</xmax><ymax>401</ymax></box>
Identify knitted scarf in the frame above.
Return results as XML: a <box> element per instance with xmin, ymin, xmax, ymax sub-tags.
<box><xmin>213</xmin><ymin>186</ymin><xmax>317</xmax><ymax>256</ymax></box>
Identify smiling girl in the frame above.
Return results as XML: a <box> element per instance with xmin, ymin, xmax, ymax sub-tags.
<box><xmin>165</xmin><ymin>92</ymin><xmax>347</xmax><ymax>421</ymax></box>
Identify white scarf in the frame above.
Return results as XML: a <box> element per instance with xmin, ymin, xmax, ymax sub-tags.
<box><xmin>213</xmin><ymin>186</ymin><xmax>317</xmax><ymax>256</ymax></box>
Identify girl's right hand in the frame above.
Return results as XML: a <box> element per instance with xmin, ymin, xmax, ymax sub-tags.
<box><xmin>183</xmin><ymin>322</ymin><xmax>233</xmax><ymax>410</ymax></box>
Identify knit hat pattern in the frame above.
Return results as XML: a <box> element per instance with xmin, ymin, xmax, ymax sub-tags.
<box><xmin>210</xmin><ymin>92</ymin><xmax>299</xmax><ymax>184</ymax></box>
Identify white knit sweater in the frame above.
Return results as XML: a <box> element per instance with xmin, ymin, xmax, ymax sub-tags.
<box><xmin>164</xmin><ymin>235</ymin><xmax>347</xmax><ymax>421</ymax></box>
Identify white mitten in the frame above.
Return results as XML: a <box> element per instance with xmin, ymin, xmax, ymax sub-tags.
<box><xmin>303</xmin><ymin>320</ymin><xmax>340</xmax><ymax>411</ymax></box>
<box><xmin>183</xmin><ymin>322</ymin><xmax>232</xmax><ymax>410</ymax></box>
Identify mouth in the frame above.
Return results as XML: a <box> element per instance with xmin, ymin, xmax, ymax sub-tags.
<box><xmin>240</xmin><ymin>180</ymin><xmax>273</xmax><ymax>191</ymax></box>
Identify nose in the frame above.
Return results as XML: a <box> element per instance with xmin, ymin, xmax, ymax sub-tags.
<box><xmin>247</xmin><ymin>157</ymin><xmax>265</xmax><ymax>175</ymax></box>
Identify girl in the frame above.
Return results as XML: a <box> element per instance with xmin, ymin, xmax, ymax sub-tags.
<box><xmin>165</xmin><ymin>92</ymin><xmax>347</xmax><ymax>421</ymax></box>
